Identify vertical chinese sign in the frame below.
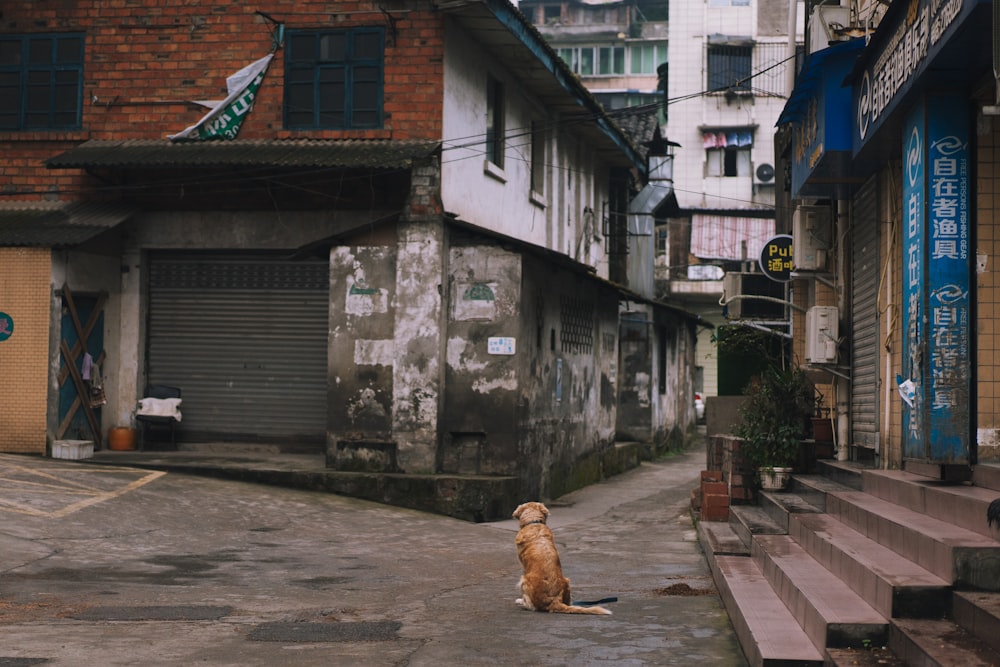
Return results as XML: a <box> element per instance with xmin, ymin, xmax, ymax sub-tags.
<box><xmin>901</xmin><ymin>95</ymin><xmax>970</xmax><ymax>463</ymax></box>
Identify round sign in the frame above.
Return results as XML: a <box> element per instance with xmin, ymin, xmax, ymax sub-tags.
<box><xmin>759</xmin><ymin>234</ymin><xmax>793</xmax><ymax>282</ymax></box>
<box><xmin>0</xmin><ymin>312</ymin><xmax>12</xmax><ymax>342</ymax></box>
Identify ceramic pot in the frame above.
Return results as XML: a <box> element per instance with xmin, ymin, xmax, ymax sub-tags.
<box><xmin>759</xmin><ymin>466</ymin><xmax>793</xmax><ymax>491</ymax></box>
<box><xmin>107</xmin><ymin>426</ymin><xmax>137</xmax><ymax>451</ymax></box>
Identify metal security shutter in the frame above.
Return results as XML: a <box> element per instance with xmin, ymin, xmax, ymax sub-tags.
<box><xmin>147</xmin><ymin>253</ymin><xmax>329</xmax><ymax>444</ymax></box>
<box><xmin>850</xmin><ymin>176</ymin><xmax>880</xmax><ymax>450</ymax></box>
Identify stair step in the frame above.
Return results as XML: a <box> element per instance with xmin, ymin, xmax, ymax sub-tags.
<box><xmin>826</xmin><ymin>490</ymin><xmax>1000</xmax><ymax>589</ymax></box>
<box><xmin>972</xmin><ymin>464</ymin><xmax>1000</xmax><ymax>494</ymax></box>
<box><xmin>790</xmin><ymin>473</ymin><xmax>854</xmax><ymax>511</ymax></box>
<box><xmin>953</xmin><ymin>591</ymin><xmax>1000</xmax><ymax>655</ymax></box>
<box><xmin>712</xmin><ymin>555</ymin><xmax>824</xmax><ymax>666</ymax></box>
<box><xmin>729</xmin><ymin>505</ymin><xmax>784</xmax><ymax>550</ymax></box>
<box><xmin>890</xmin><ymin>617</ymin><xmax>1000</xmax><ymax>666</ymax></box>
<box><xmin>815</xmin><ymin>460</ymin><xmax>865</xmax><ymax>490</ymax></box>
<box><xmin>758</xmin><ymin>489</ymin><xmax>822</xmax><ymax>532</ymax></box>
<box><xmin>825</xmin><ymin>646</ymin><xmax>906</xmax><ymax>666</ymax></box>
<box><xmin>789</xmin><ymin>512</ymin><xmax>950</xmax><ymax>619</ymax></box>
<box><xmin>863</xmin><ymin>468</ymin><xmax>1000</xmax><ymax>538</ymax></box>
<box><xmin>753</xmin><ymin>534</ymin><xmax>887</xmax><ymax>650</ymax></box>
<box><xmin>697</xmin><ymin>519</ymin><xmax>749</xmax><ymax>568</ymax></box>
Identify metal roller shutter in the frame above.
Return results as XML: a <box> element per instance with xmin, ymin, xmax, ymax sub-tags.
<box><xmin>850</xmin><ymin>176</ymin><xmax>880</xmax><ymax>450</ymax></box>
<box><xmin>147</xmin><ymin>253</ymin><xmax>329</xmax><ymax>444</ymax></box>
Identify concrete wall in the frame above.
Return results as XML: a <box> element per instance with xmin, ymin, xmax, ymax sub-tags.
<box><xmin>0</xmin><ymin>248</ymin><xmax>51</xmax><ymax>453</ymax></box>
<box><xmin>518</xmin><ymin>257</ymin><xmax>620</xmax><ymax>500</ymax></box>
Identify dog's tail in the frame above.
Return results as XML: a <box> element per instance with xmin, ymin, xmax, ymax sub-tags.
<box><xmin>548</xmin><ymin>601</ymin><xmax>612</xmax><ymax>615</ymax></box>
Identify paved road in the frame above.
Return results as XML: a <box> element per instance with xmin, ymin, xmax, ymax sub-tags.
<box><xmin>0</xmin><ymin>448</ymin><xmax>746</xmax><ymax>666</ymax></box>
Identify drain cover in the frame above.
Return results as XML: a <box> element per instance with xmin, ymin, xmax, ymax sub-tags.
<box><xmin>71</xmin><ymin>605</ymin><xmax>233</xmax><ymax>621</ymax></box>
<box><xmin>248</xmin><ymin>621</ymin><xmax>401</xmax><ymax>642</ymax></box>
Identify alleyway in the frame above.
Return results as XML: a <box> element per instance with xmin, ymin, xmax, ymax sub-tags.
<box><xmin>0</xmin><ymin>444</ymin><xmax>745</xmax><ymax>665</ymax></box>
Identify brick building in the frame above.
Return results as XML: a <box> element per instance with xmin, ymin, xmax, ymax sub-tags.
<box><xmin>0</xmin><ymin>0</ymin><xmax>700</xmax><ymax>514</ymax></box>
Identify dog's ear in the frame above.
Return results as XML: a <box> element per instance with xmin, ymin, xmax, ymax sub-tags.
<box><xmin>512</xmin><ymin>504</ymin><xmax>524</xmax><ymax>519</ymax></box>
<box><xmin>541</xmin><ymin>504</ymin><xmax>550</xmax><ymax>517</ymax></box>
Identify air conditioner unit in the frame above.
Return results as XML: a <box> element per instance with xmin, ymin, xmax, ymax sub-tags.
<box><xmin>722</xmin><ymin>272</ymin><xmax>787</xmax><ymax>320</ymax></box>
<box><xmin>755</xmin><ymin>163</ymin><xmax>775</xmax><ymax>185</ymax></box>
<box><xmin>809</xmin><ymin>5</ymin><xmax>851</xmax><ymax>52</ymax></box>
<box><xmin>806</xmin><ymin>306</ymin><xmax>839</xmax><ymax>364</ymax></box>
<box><xmin>793</xmin><ymin>205</ymin><xmax>832</xmax><ymax>271</ymax></box>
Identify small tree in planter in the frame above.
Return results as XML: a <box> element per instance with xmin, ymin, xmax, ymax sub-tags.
<box><xmin>733</xmin><ymin>366</ymin><xmax>813</xmax><ymax>490</ymax></box>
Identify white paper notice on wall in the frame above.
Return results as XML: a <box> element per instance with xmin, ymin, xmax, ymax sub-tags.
<box><xmin>488</xmin><ymin>337</ymin><xmax>516</xmax><ymax>355</ymax></box>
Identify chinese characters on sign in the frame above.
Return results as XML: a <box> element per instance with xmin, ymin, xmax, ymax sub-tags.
<box><xmin>901</xmin><ymin>95</ymin><xmax>970</xmax><ymax>462</ymax></box>
<box><xmin>759</xmin><ymin>234</ymin><xmax>793</xmax><ymax>282</ymax></box>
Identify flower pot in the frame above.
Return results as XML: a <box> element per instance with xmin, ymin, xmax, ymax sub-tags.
<box><xmin>107</xmin><ymin>426</ymin><xmax>137</xmax><ymax>451</ymax></box>
<box><xmin>759</xmin><ymin>466</ymin><xmax>793</xmax><ymax>491</ymax></box>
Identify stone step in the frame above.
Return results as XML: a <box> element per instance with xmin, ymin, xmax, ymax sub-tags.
<box><xmin>890</xmin><ymin>617</ymin><xmax>1000</xmax><ymax>666</ymax></box>
<box><xmin>752</xmin><ymin>534</ymin><xmax>888</xmax><ymax>650</ymax></box>
<box><xmin>789</xmin><ymin>472</ymin><xmax>854</xmax><ymax>511</ymax></box>
<box><xmin>789</xmin><ymin>512</ymin><xmax>950</xmax><ymax>619</ymax></box>
<box><xmin>758</xmin><ymin>489</ymin><xmax>823</xmax><ymax>532</ymax></box>
<box><xmin>862</xmin><ymin>468</ymin><xmax>1000</xmax><ymax>539</ymax></box>
<box><xmin>953</xmin><ymin>591</ymin><xmax>1000</xmax><ymax>655</ymax></box>
<box><xmin>697</xmin><ymin>519</ymin><xmax>749</xmax><ymax>568</ymax></box>
<box><xmin>815</xmin><ymin>460</ymin><xmax>865</xmax><ymax>490</ymax></box>
<box><xmin>711</xmin><ymin>555</ymin><xmax>824</xmax><ymax>667</ymax></box>
<box><xmin>826</xmin><ymin>490</ymin><xmax>1000</xmax><ymax>590</ymax></box>
<box><xmin>972</xmin><ymin>464</ymin><xmax>1000</xmax><ymax>494</ymax></box>
<box><xmin>729</xmin><ymin>504</ymin><xmax>784</xmax><ymax>550</ymax></box>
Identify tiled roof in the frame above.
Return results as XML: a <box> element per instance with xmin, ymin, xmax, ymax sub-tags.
<box><xmin>0</xmin><ymin>201</ymin><xmax>136</xmax><ymax>247</ymax></box>
<box><xmin>47</xmin><ymin>139</ymin><xmax>442</xmax><ymax>170</ymax></box>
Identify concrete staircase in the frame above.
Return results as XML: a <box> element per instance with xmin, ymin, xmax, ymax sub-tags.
<box><xmin>698</xmin><ymin>460</ymin><xmax>1000</xmax><ymax>666</ymax></box>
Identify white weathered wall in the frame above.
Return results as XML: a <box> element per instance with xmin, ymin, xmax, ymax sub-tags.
<box><xmin>441</xmin><ymin>17</ymin><xmax>612</xmax><ymax>278</ymax></box>
<box><xmin>667</xmin><ymin>0</ymin><xmax>803</xmax><ymax>211</ymax></box>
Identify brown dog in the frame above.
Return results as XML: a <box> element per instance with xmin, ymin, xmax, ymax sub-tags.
<box><xmin>512</xmin><ymin>502</ymin><xmax>611</xmax><ymax>615</ymax></box>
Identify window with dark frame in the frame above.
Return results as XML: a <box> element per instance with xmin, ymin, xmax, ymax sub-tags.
<box><xmin>284</xmin><ymin>27</ymin><xmax>384</xmax><ymax>130</ymax></box>
<box><xmin>0</xmin><ymin>33</ymin><xmax>84</xmax><ymax>131</ymax></box>
<box><xmin>486</xmin><ymin>74</ymin><xmax>505</xmax><ymax>168</ymax></box>
<box><xmin>530</xmin><ymin>121</ymin><xmax>545</xmax><ymax>196</ymax></box>
<box><xmin>707</xmin><ymin>43</ymin><xmax>752</xmax><ymax>93</ymax></box>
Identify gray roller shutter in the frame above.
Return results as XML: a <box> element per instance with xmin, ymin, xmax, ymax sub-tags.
<box><xmin>850</xmin><ymin>176</ymin><xmax>880</xmax><ymax>450</ymax></box>
<box><xmin>147</xmin><ymin>252</ymin><xmax>329</xmax><ymax>444</ymax></box>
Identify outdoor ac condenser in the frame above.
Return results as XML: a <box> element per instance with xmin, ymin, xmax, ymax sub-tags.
<box><xmin>805</xmin><ymin>306</ymin><xmax>839</xmax><ymax>364</ymax></box>
<box><xmin>793</xmin><ymin>206</ymin><xmax>832</xmax><ymax>271</ymax></box>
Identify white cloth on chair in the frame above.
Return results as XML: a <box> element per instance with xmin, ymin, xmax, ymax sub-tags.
<box><xmin>136</xmin><ymin>397</ymin><xmax>183</xmax><ymax>421</ymax></box>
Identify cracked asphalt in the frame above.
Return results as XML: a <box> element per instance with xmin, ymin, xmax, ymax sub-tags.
<box><xmin>0</xmin><ymin>447</ymin><xmax>746</xmax><ymax>666</ymax></box>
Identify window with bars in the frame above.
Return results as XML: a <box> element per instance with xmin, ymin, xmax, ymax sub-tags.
<box><xmin>560</xmin><ymin>296</ymin><xmax>595</xmax><ymax>354</ymax></box>
<box><xmin>0</xmin><ymin>33</ymin><xmax>84</xmax><ymax>130</ymax></box>
<box><xmin>707</xmin><ymin>43</ymin><xmax>752</xmax><ymax>93</ymax></box>
<box><xmin>284</xmin><ymin>28</ymin><xmax>384</xmax><ymax>130</ymax></box>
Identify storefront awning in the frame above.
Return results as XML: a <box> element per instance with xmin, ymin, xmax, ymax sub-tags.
<box><xmin>46</xmin><ymin>139</ymin><xmax>442</xmax><ymax>170</ymax></box>
<box><xmin>0</xmin><ymin>201</ymin><xmax>136</xmax><ymax>247</ymax></box>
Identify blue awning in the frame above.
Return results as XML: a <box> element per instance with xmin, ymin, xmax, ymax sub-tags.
<box><xmin>776</xmin><ymin>38</ymin><xmax>864</xmax><ymax>127</ymax></box>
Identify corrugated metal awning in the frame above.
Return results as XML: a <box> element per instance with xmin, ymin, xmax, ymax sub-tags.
<box><xmin>690</xmin><ymin>213</ymin><xmax>774</xmax><ymax>261</ymax></box>
<box><xmin>46</xmin><ymin>139</ymin><xmax>441</xmax><ymax>170</ymax></box>
<box><xmin>0</xmin><ymin>201</ymin><xmax>136</xmax><ymax>247</ymax></box>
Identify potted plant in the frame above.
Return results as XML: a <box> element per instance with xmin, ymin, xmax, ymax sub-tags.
<box><xmin>733</xmin><ymin>366</ymin><xmax>813</xmax><ymax>490</ymax></box>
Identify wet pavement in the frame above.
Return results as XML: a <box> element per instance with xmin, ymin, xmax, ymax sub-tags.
<box><xmin>0</xmin><ymin>442</ymin><xmax>746</xmax><ymax>666</ymax></box>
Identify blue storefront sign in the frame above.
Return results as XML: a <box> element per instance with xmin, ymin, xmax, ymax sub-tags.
<box><xmin>901</xmin><ymin>94</ymin><xmax>970</xmax><ymax>463</ymax></box>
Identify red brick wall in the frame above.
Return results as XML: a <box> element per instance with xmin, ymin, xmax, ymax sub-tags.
<box><xmin>0</xmin><ymin>1</ymin><xmax>444</xmax><ymax>199</ymax></box>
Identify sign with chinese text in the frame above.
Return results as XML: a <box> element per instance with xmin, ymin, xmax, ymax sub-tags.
<box><xmin>901</xmin><ymin>94</ymin><xmax>970</xmax><ymax>463</ymax></box>
<box><xmin>488</xmin><ymin>337</ymin><xmax>515</xmax><ymax>355</ymax></box>
<box><xmin>759</xmin><ymin>235</ymin><xmax>793</xmax><ymax>282</ymax></box>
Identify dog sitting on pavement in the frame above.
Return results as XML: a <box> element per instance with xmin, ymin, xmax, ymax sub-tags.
<box><xmin>511</xmin><ymin>501</ymin><xmax>612</xmax><ymax>615</ymax></box>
